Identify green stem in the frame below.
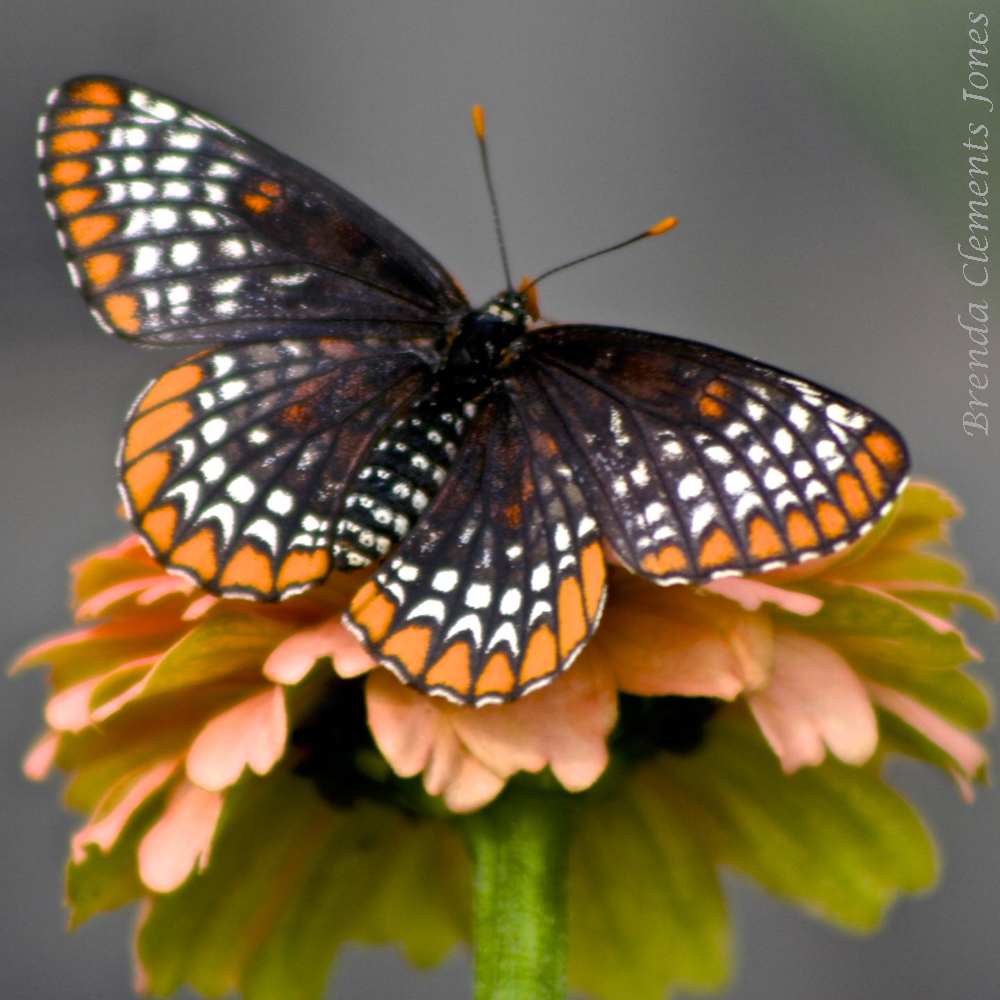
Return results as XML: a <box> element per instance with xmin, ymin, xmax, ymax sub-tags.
<box><xmin>461</xmin><ymin>783</ymin><xmax>574</xmax><ymax>1000</ymax></box>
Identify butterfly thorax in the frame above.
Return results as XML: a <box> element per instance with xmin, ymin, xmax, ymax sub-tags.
<box><xmin>330</xmin><ymin>294</ymin><xmax>528</xmax><ymax>571</ymax></box>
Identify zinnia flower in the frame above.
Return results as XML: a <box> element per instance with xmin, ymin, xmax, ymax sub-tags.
<box><xmin>14</xmin><ymin>481</ymin><xmax>991</xmax><ymax>1000</ymax></box>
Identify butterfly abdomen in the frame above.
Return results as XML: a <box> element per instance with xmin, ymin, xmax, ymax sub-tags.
<box><xmin>331</xmin><ymin>388</ymin><xmax>476</xmax><ymax>569</ymax></box>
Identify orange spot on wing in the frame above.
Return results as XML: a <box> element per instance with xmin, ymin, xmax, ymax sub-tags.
<box><xmin>104</xmin><ymin>292</ymin><xmax>141</xmax><ymax>334</ymax></box>
<box><xmin>139</xmin><ymin>364</ymin><xmax>203</xmax><ymax>412</ymax></box>
<box><xmin>836</xmin><ymin>472</ymin><xmax>870</xmax><ymax>520</ymax></box>
<box><xmin>349</xmin><ymin>582</ymin><xmax>397</xmax><ymax>642</ymax></box>
<box><xmin>56</xmin><ymin>187</ymin><xmax>100</xmax><ymax>215</ymax></box>
<box><xmin>258</xmin><ymin>180</ymin><xmax>282</xmax><ymax>197</ymax></box>
<box><xmin>748</xmin><ymin>516</ymin><xmax>785</xmax><ymax>560</ymax></box>
<box><xmin>699</xmin><ymin>527</ymin><xmax>739</xmax><ymax>568</ymax></box>
<box><xmin>141</xmin><ymin>505</ymin><xmax>179</xmax><ymax>552</ymax></box>
<box><xmin>50</xmin><ymin>160</ymin><xmax>90</xmax><ymax>185</ymax></box>
<box><xmin>557</xmin><ymin>575</ymin><xmax>588</xmax><ymax>657</ymax></box>
<box><xmin>69</xmin><ymin>214</ymin><xmax>117</xmax><ymax>248</ymax></box>
<box><xmin>475</xmin><ymin>652</ymin><xmax>517</xmax><ymax>698</ymax></box>
<box><xmin>124</xmin><ymin>400</ymin><xmax>194</xmax><ymax>461</ymax></box>
<box><xmin>221</xmin><ymin>545</ymin><xmax>275</xmax><ymax>594</ymax></box>
<box><xmin>425</xmin><ymin>643</ymin><xmax>472</xmax><ymax>694</ymax></box>
<box><xmin>698</xmin><ymin>396</ymin><xmax>724</xmax><ymax>419</ymax></box>
<box><xmin>579</xmin><ymin>541</ymin><xmax>605</xmax><ymax>620</ymax></box>
<box><xmin>853</xmin><ymin>451</ymin><xmax>886</xmax><ymax>500</ymax></box>
<box><xmin>276</xmin><ymin>550</ymin><xmax>330</xmax><ymax>592</ymax></box>
<box><xmin>785</xmin><ymin>510</ymin><xmax>819</xmax><ymax>549</ymax></box>
<box><xmin>383</xmin><ymin>625</ymin><xmax>434</xmax><ymax>680</ymax></box>
<box><xmin>67</xmin><ymin>80</ymin><xmax>124</xmax><ymax>106</ymax></box>
<box><xmin>50</xmin><ymin>130</ymin><xmax>100</xmax><ymax>154</ymax></box>
<box><xmin>640</xmin><ymin>544</ymin><xmax>688</xmax><ymax>576</ymax></box>
<box><xmin>816</xmin><ymin>502</ymin><xmax>848</xmax><ymax>539</ymax></box>
<box><xmin>864</xmin><ymin>431</ymin><xmax>905</xmax><ymax>471</ymax></box>
<box><xmin>242</xmin><ymin>193</ymin><xmax>272</xmax><ymax>213</ymax></box>
<box><xmin>57</xmin><ymin>107</ymin><xmax>114</xmax><ymax>126</ymax></box>
<box><xmin>705</xmin><ymin>379</ymin><xmax>731</xmax><ymax>398</ymax></box>
<box><xmin>171</xmin><ymin>528</ymin><xmax>219</xmax><ymax>582</ymax></box>
<box><xmin>520</xmin><ymin>625</ymin><xmax>558</xmax><ymax>686</ymax></box>
<box><xmin>124</xmin><ymin>450</ymin><xmax>172</xmax><ymax>511</ymax></box>
<box><xmin>83</xmin><ymin>252</ymin><xmax>122</xmax><ymax>289</ymax></box>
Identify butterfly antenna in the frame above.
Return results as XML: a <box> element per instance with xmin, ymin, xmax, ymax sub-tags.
<box><xmin>472</xmin><ymin>105</ymin><xmax>514</xmax><ymax>293</ymax></box>
<box><xmin>524</xmin><ymin>215</ymin><xmax>678</xmax><ymax>292</ymax></box>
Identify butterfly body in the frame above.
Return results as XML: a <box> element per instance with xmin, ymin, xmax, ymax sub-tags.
<box><xmin>39</xmin><ymin>77</ymin><xmax>910</xmax><ymax>706</ymax></box>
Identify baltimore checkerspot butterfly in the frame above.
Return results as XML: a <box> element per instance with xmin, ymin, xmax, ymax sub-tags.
<box><xmin>38</xmin><ymin>77</ymin><xmax>909</xmax><ymax>706</ymax></box>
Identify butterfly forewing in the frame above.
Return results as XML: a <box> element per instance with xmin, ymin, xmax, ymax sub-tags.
<box><xmin>346</xmin><ymin>392</ymin><xmax>607</xmax><ymax>705</ymax></box>
<box><xmin>120</xmin><ymin>338</ymin><xmax>435</xmax><ymax>598</ymax></box>
<box><xmin>516</xmin><ymin>325</ymin><xmax>909</xmax><ymax>583</ymax></box>
<box><xmin>38</xmin><ymin>77</ymin><xmax>466</xmax><ymax>345</ymax></box>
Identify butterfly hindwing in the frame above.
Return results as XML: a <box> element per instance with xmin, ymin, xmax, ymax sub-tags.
<box><xmin>120</xmin><ymin>337</ymin><xmax>435</xmax><ymax>598</ymax></box>
<box><xmin>346</xmin><ymin>391</ymin><xmax>607</xmax><ymax>705</ymax></box>
<box><xmin>38</xmin><ymin>76</ymin><xmax>466</xmax><ymax>346</ymax></box>
<box><xmin>517</xmin><ymin>325</ymin><xmax>909</xmax><ymax>583</ymax></box>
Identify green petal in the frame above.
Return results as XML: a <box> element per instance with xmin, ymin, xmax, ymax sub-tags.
<box><xmin>654</xmin><ymin>716</ymin><xmax>937</xmax><ymax>930</ymax></box>
<box><xmin>876</xmin><ymin>710</ymin><xmax>988</xmax><ymax>786</ymax></box>
<box><xmin>66</xmin><ymin>783</ymin><xmax>167</xmax><ymax>928</ymax></box>
<box><xmin>785</xmin><ymin>582</ymin><xmax>976</xmax><ymax>671</ymax></box>
<box><xmin>856</xmin><ymin>656</ymin><xmax>991</xmax><ymax>730</ymax></box>
<box><xmin>140</xmin><ymin>614</ymin><xmax>292</xmax><ymax>697</ymax></box>
<box><xmin>137</xmin><ymin>774</ymin><xmax>468</xmax><ymax>1000</ymax></box>
<box><xmin>568</xmin><ymin>767</ymin><xmax>729</xmax><ymax>1000</ymax></box>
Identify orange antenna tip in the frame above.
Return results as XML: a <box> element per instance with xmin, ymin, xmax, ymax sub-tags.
<box><xmin>472</xmin><ymin>105</ymin><xmax>486</xmax><ymax>141</ymax></box>
<box><xmin>647</xmin><ymin>216</ymin><xmax>678</xmax><ymax>236</ymax></box>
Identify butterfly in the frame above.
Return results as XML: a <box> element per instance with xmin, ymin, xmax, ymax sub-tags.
<box><xmin>38</xmin><ymin>76</ymin><xmax>909</xmax><ymax>707</ymax></box>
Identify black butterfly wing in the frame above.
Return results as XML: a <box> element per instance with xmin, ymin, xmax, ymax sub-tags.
<box><xmin>346</xmin><ymin>391</ymin><xmax>607</xmax><ymax>706</ymax></box>
<box><xmin>38</xmin><ymin>76</ymin><xmax>466</xmax><ymax>346</ymax></box>
<box><xmin>512</xmin><ymin>325</ymin><xmax>909</xmax><ymax>583</ymax></box>
<box><xmin>120</xmin><ymin>338</ymin><xmax>435</xmax><ymax>599</ymax></box>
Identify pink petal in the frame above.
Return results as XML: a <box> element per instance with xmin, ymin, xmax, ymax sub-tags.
<box><xmin>706</xmin><ymin>577</ymin><xmax>823</xmax><ymax>616</ymax></box>
<box><xmin>23</xmin><ymin>732</ymin><xmax>60</xmax><ymax>781</ymax></box>
<box><xmin>866</xmin><ymin>680</ymin><xmax>988</xmax><ymax>788</ymax></box>
<box><xmin>45</xmin><ymin>676</ymin><xmax>103</xmax><ymax>733</ymax></box>
<box><xmin>366</xmin><ymin>673</ymin><xmax>507</xmax><ymax>811</ymax></box>
<box><xmin>136</xmin><ymin>577</ymin><xmax>194</xmax><ymax>605</ymax></box>
<box><xmin>748</xmin><ymin>633</ymin><xmax>878</xmax><ymax>772</ymax></box>
<box><xmin>76</xmin><ymin>575</ymin><xmax>183</xmax><ymax>619</ymax></box>
<box><xmin>186</xmin><ymin>687</ymin><xmax>287</xmax><ymax>791</ymax></box>
<box><xmin>182</xmin><ymin>595</ymin><xmax>219</xmax><ymax>620</ymax></box>
<box><xmin>607</xmin><ymin>601</ymin><xmax>774</xmax><ymax>699</ymax></box>
<box><xmin>137</xmin><ymin>780</ymin><xmax>225</xmax><ymax>893</ymax></box>
<box><xmin>366</xmin><ymin>670</ymin><xmax>439</xmax><ymax>777</ymax></box>
<box><xmin>263</xmin><ymin>619</ymin><xmax>374</xmax><ymax>684</ymax></box>
<box><xmin>448</xmin><ymin>654</ymin><xmax>617</xmax><ymax>792</ymax></box>
<box><xmin>71</xmin><ymin>759</ymin><xmax>179</xmax><ymax>862</ymax></box>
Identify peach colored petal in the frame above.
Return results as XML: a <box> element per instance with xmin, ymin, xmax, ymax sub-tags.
<box><xmin>706</xmin><ymin>577</ymin><xmax>822</xmax><ymax>616</ymax></box>
<box><xmin>76</xmin><ymin>575</ymin><xmax>184</xmax><ymax>619</ymax></box>
<box><xmin>366</xmin><ymin>670</ymin><xmax>440</xmax><ymax>777</ymax></box>
<box><xmin>182</xmin><ymin>594</ymin><xmax>219</xmax><ymax>620</ymax></box>
<box><xmin>866</xmin><ymin>680</ymin><xmax>988</xmax><ymax>786</ymax></box>
<box><xmin>601</xmin><ymin>586</ymin><xmax>774</xmax><ymax>699</ymax></box>
<box><xmin>138</xmin><ymin>780</ymin><xmax>224</xmax><ymax>892</ymax></box>
<box><xmin>447</xmin><ymin>654</ymin><xmax>617</xmax><ymax>792</ymax></box>
<box><xmin>748</xmin><ymin>633</ymin><xmax>878</xmax><ymax>772</ymax></box>
<box><xmin>367</xmin><ymin>673</ymin><xmax>506</xmax><ymax>811</ymax></box>
<box><xmin>136</xmin><ymin>576</ymin><xmax>195</xmax><ymax>605</ymax></box>
<box><xmin>186</xmin><ymin>687</ymin><xmax>287</xmax><ymax>791</ymax></box>
<box><xmin>263</xmin><ymin>619</ymin><xmax>374</xmax><ymax>684</ymax></box>
<box><xmin>71</xmin><ymin>759</ymin><xmax>180</xmax><ymax>862</ymax></box>
<box><xmin>23</xmin><ymin>732</ymin><xmax>60</xmax><ymax>781</ymax></box>
<box><xmin>10</xmin><ymin>624</ymin><xmax>103</xmax><ymax>672</ymax></box>
<box><xmin>70</xmin><ymin>535</ymin><xmax>147</xmax><ymax>575</ymax></box>
<box><xmin>45</xmin><ymin>675</ymin><xmax>103</xmax><ymax>733</ymax></box>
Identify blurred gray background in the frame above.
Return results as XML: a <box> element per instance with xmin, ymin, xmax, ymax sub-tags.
<box><xmin>2</xmin><ymin>2</ymin><xmax>997</xmax><ymax>998</ymax></box>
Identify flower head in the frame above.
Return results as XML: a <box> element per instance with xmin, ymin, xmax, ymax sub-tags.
<box><xmin>15</xmin><ymin>482</ymin><xmax>992</xmax><ymax>1000</ymax></box>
